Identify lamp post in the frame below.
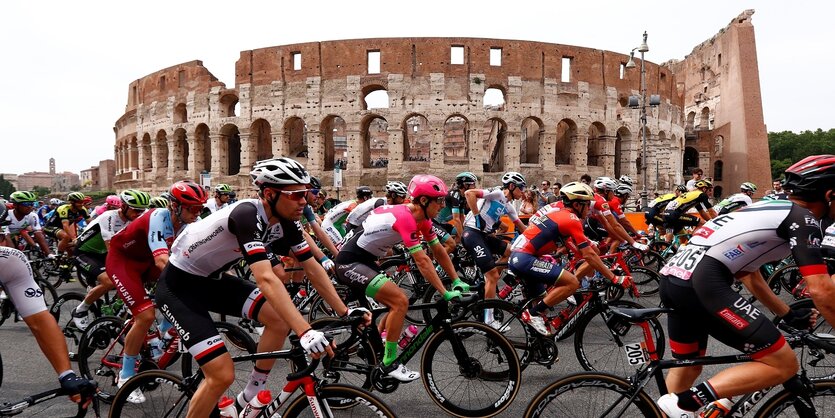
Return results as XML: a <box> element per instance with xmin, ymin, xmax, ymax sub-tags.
<box><xmin>626</xmin><ymin>31</ymin><xmax>658</xmax><ymax>210</ymax></box>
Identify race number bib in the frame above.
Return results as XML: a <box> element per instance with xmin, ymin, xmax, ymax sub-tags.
<box><xmin>659</xmin><ymin>244</ymin><xmax>707</xmax><ymax>281</ymax></box>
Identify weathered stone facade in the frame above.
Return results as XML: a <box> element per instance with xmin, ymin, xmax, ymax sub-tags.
<box><xmin>114</xmin><ymin>11</ymin><xmax>769</xmax><ymax>198</ymax></box>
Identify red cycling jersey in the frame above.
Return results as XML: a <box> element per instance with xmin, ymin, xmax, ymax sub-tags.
<box><xmin>510</xmin><ymin>209</ymin><xmax>591</xmax><ymax>256</ymax></box>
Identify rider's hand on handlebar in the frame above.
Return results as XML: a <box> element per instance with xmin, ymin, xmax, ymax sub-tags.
<box><xmin>779</xmin><ymin>307</ymin><xmax>818</xmax><ymax>330</ymax></box>
<box><xmin>451</xmin><ymin>279</ymin><xmax>470</xmax><ymax>292</ymax></box>
<box><xmin>612</xmin><ymin>275</ymin><xmax>633</xmax><ymax>289</ymax></box>
<box><xmin>300</xmin><ymin>328</ymin><xmax>335</xmax><ymax>359</ymax></box>
<box><xmin>631</xmin><ymin>241</ymin><xmax>649</xmax><ymax>252</ymax></box>
<box><xmin>443</xmin><ymin>290</ymin><xmax>463</xmax><ymax>301</ymax></box>
<box><xmin>59</xmin><ymin>371</ymin><xmax>97</xmax><ymax>405</ymax></box>
<box><xmin>344</xmin><ymin>307</ymin><xmax>372</xmax><ymax>327</ymax></box>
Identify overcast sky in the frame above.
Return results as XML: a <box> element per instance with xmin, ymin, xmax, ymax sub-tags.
<box><xmin>1</xmin><ymin>1</ymin><xmax>831</xmax><ymax>175</ymax></box>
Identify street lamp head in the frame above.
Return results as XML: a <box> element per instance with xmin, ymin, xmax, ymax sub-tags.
<box><xmin>638</xmin><ymin>31</ymin><xmax>649</xmax><ymax>53</ymax></box>
<box><xmin>625</xmin><ymin>51</ymin><xmax>636</xmax><ymax>69</ymax></box>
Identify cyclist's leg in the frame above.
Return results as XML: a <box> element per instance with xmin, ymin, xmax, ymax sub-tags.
<box><xmin>108</xmin><ymin>255</ymin><xmax>156</xmax><ymax>385</ymax></box>
<box><xmin>658</xmin><ymin>276</ymin><xmax>709</xmax><ymax>392</ymax></box>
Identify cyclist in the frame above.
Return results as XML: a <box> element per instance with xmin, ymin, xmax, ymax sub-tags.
<box><xmin>606</xmin><ymin>182</ymin><xmax>643</xmax><ymax>252</ymax></box>
<box><xmin>37</xmin><ymin>198</ymin><xmax>60</xmax><ymax>226</ymax></box>
<box><xmin>462</xmin><ymin>171</ymin><xmax>527</xmax><ymax>329</ymax></box>
<box><xmin>436</xmin><ymin>172</ymin><xmax>478</xmax><ymax>244</ymax></box>
<box><xmin>71</xmin><ymin>190</ymin><xmax>150</xmax><ymax>331</ymax></box>
<box><xmin>656</xmin><ymin>155</ymin><xmax>835</xmax><ymax>417</ymax></box>
<box><xmin>106</xmin><ymin>182</ymin><xmax>205</xmax><ymax>403</ymax></box>
<box><xmin>510</xmin><ymin>182</ymin><xmax>633</xmax><ymax>335</ymax></box>
<box><xmin>298</xmin><ymin>176</ymin><xmax>339</xmax><ymax>257</ymax></box>
<box><xmin>346</xmin><ymin>181</ymin><xmax>409</xmax><ymax>232</ymax></box>
<box><xmin>587</xmin><ymin>177</ymin><xmax>647</xmax><ymax>252</ymax></box>
<box><xmin>662</xmin><ymin>179</ymin><xmax>716</xmax><ymax>242</ymax></box>
<box><xmin>155</xmin><ymin>158</ymin><xmax>358</xmax><ymax>417</ymax></box>
<box><xmin>645</xmin><ymin>185</ymin><xmax>686</xmax><ymax>234</ymax></box>
<box><xmin>0</xmin><ymin>206</ymin><xmax>98</xmax><ymax>405</ymax></box>
<box><xmin>43</xmin><ymin>192</ymin><xmax>89</xmax><ymax>256</ymax></box>
<box><xmin>334</xmin><ymin>174</ymin><xmax>467</xmax><ymax>381</ymax></box>
<box><xmin>320</xmin><ymin>185</ymin><xmax>373</xmax><ymax>248</ymax></box>
<box><xmin>202</xmin><ymin>183</ymin><xmax>233</xmax><ymax>215</ymax></box>
<box><xmin>92</xmin><ymin>195</ymin><xmax>122</xmax><ymax>219</ymax></box>
<box><xmin>149</xmin><ymin>195</ymin><xmax>169</xmax><ymax>209</ymax></box>
<box><xmin>3</xmin><ymin>191</ymin><xmax>53</xmax><ymax>257</ymax></box>
<box><xmin>713</xmin><ymin>182</ymin><xmax>757</xmax><ymax>215</ymax></box>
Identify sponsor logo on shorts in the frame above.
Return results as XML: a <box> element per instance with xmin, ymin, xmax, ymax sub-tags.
<box><xmin>24</xmin><ymin>287</ymin><xmax>44</xmax><ymax>298</ymax></box>
<box><xmin>717</xmin><ymin>308</ymin><xmax>749</xmax><ymax>330</ymax></box>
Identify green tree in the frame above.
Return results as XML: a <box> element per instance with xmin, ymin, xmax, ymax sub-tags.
<box><xmin>0</xmin><ymin>175</ymin><xmax>15</xmax><ymax>198</ymax></box>
<box><xmin>32</xmin><ymin>185</ymin><xmax>51</xmax><ymax>197</ymax></box>
<box><xmin>769</xmin><ymin>128</ymin><xmax>835</xmax><ymax>179</ymax></box>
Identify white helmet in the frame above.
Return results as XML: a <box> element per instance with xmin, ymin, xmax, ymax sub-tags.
<box><xmin>615</xmin><ymin>183</ymin><xmax>633</xmax><ymax>196</ymax></box>
<box><xmin>501</xmin><ymin>172</ymin><xmax>526</xmax><ymax>188</ymax></box>
<box><xmin>49</xmin><ymin>198</ymin><xmax>62</xmax><ymax>205</ymax></box>
<box><xmin>593</xmin><ymin>176</ymin><xmax>618</xmax><ymax>192</ymax></box>
<box><xmin>385</xmin><ymin>181</ymin><xmax>409</xmax><ymax>197</ymax></box>
<box><xmin>250</xmin><ymin>157</ymin><xmax>310</xmax><ymax>188</ymax></box>
<box><xmin>618</xmin><ymin>175</ymin><xmax>635</xmax><ymax>186</ymax></box>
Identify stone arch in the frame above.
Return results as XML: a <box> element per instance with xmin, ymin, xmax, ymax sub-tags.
<box><xmin>321</xmin><ymin>115</ymin><xmax>347</xmax><ymax>169</ymax></box>
<box><xmin>403</xmin><ymin>113</ymin><xmax>430</xmax><ymax>162</ymax></box>
<box><xmin>140</xmin><ymin>134</ymin><xmax>151</xmax><ymax>171</ymax></box>
<box><xmin>155</xmin><ymin>130</ymin><xmax>169</xmax><ymax>172</ymax></box>
<box><xmin>127</xmin><ymin>137</ymin><xmax>138</xmax><ymax>170</ymax></box>
<box><xmin>220</xmin><ymin>123</ymin><xmax>241</xmax><ymax>175</ymax></box>
<box><xmin>713</xmin><ymin>185</ymin><xmax>723</xmax><ymax>200</ymax></box>
<box><xmin>444</xmin><ymin>114</ymin><xmax>469</xmax><ymax>164</ymax></box>
<box><xmin>362</xmin><ymin>84</ymin><xmax>389</xmax><ymax>110</ymax></box>
<box><xmin>700</xmin><ymin>107</ymin><xmax>710</xmax><ymax>130</ymax></box>
<box><xmin>555</xmin><ymin>119</ymin><xmax>576</xmax><ymax>165</ymax></box>
<box><xmin>194</xmin><ymin>124</ymin><xmax>211</xmax><ymax>173</ymax></box>
<box><xmin>174</xmin><ymin>103</ymin><xmax>188</xmax><ymax>124</ymax></box>
<box><xmin>686</xmin><ymin>111</ymin><xmax>696</xmax><ymax>132</ymax></box>
<box><xmin>250</xmin><ymin>119</ymin><xmax>272</xmax><ymax>162</ymax></box>
<box><xmin>714</xmin><ymin>160</ymin><xmax>723</xmax><ymax>181</ymax></box>
<box><xmin>714</xmin><ymin>135</ymin><xmax>724</xmax><ymax>157</ymax></box>
<box><xmin>483</xmin><ymin>117</ymin><xmax>507</xmax><ymax>173</ymax></box>
<box><xmin>284</xmin><ymin>117</ymin><xmax>308</xmax><ymax>159</ymax></box>
<box><xmin>361</xmin><ymin>115</ymin><xmax>389</xmax><ymax>168</ymax></box>
<box><xmin>173</xmin><ymin>128</ymin><xmax>188</xmax><ymax>172</ymax></box>
<box><xmin>587</xmin><ymin>122</ymin><xmax>607</xmax><ymax>167</ymax></box>
<box><xmin>520</xmin><ymin>117</ymin><xmax>543</xmax><ymax>164</ymax></box>
<box><xmin>484</xmin><ymin>85</ymin><xmax>506</xmax><ymax>110</ymax></box>
<box><xmin>615</xmin><ymin>127</ymin><xmax>632</xmax><ymax>178</ymax></box>
<box><xmin>684</xmin><ymin>146</ymin><xmax>699</xmax><ymax>175</ymax></box>
<box><xmin>220</xmin><ymin>93</ymin><xmax>239</xmax><ymax>118</ymax></box>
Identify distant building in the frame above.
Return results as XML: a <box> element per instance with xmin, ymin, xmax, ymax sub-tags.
<box><xmin>81</xmin><ymin>159</ymin><xmax>116</xmax><ymax>191</ymax></box>
<box><xmin>1</xmin><ymin>173</ymin><xmax>18</xmax><ymax>190</ymax></box>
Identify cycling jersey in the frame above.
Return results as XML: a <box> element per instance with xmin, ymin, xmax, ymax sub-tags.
<box><xmin>462</xmin><ymin>188</ymin><xmax>520</xmax><ymax>232</ymax></box>
<box><xmin>534</xmin><ymin>201</ymin><xmax>565</xmax><ymax>218</ymax></box>
<box><xmin>299</xmin><ymin>205</ymin><xmax>317</xmax><ymax>226</ymax></box>
<box><xmin>76</xmin><ymin>209</ymin><xmax>129</xmax><ymax>255</ymax></box>
<box><xmin>6</xmin><ymin>210</ymin><xmax>42</xmax><ymax>235</ymax></box>
<box><xmin>645</xmin><ymin>193</ymin><xmax>676</xmax><ymax>226</ymax></box>
<box><xmin>321</xmin><ymin>200</ymin><xmax>358</xmax><ymax>245</ymax></box>
<box><xmin>340</xmin><ymin>204</ymin><xmax>437</xmax><ymax>259</ymax></box>
<box><xmin>435</xmin><ymin>188</ymin><xmax>468</xmax><ymax>224</ymax></box>
<box><xmin>46</xmin><ymin>204</ymin><xmax>89</xmax><ymax>228</ymax></box>
<box><xmin>823</xmin><ymin>219</ymin><xmax>835</xmax><ymax>273</ymax></box>
<box><xmin>0</xmin><ymin>247</ymin><xmax>47</xmax><ymax>318</ymax></box>
<box><xmin>510</xmin><ymin>209</ymin><xmax>590</xmax><ymax>256</ymax></box>
<box><xmin>346</xmin><ymin>197</ymin><xmax>386</xmax><ymax>228</ymax></box>
<box><xmin>663</xmin><ymin>190</ymin><xmax>711</xmax><ymax>216</ymax></box>
<box><xmin>203</xmin><ymin>198</ymin><xmax>228</xmax><ymax>214</ymax></box>
<box><xmin>608</xmin><ymin>196</ymin><xmax>625</xmax><ymax>219</ymax></box>
<box><xmin>590</xmin><ymin>193</ymin><xmax>612</xmax><ymax>220</ymax></box>
<box><xmin>713</xmin><ymin>193</ymin><xmax>753</xmax><ymax>215</ymax></box>
<box><xmin>36</xmin><ymin>206</ymin><xmax>51</xmax><ymax>225</ymax></box>
<box><xmin>169</xmin><ymin>199</ymin><xmax>311</xmax><ymax>278</ymax></box>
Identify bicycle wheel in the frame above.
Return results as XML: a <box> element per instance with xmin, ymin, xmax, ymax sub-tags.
<box><xmin>50</xmin><ymin>291</ymin><xmax>100</xmax><ymax>362</ymax></box>
<box><xmin>754</xmin><ymin>378</ymin><xmax>835</xmax><ymax>417</ymax></box>
<box><xmin>77</xmin><ymin>315</ymin><xmax>127</xmax><ymax>402</ymax></box>
<box><xmin>282</xmin><ymin>383</ymin><xmax>396</xmax><ymax>418</ymax></box>
<box><xmin>523</xmin><ymin>372</ymin><xmax>660</xmax><ymax>418</ymax></box>
<box><xmin>628</xmin><ymin>250</ymin><xmax>665</xmax><ymax>273</ymax></box>
<box><xmin>108</xmin><ymin>369</ymin><xmax>197</xmax><ymax>418</ymax></box>
<box><xmin>768</xmin><ymin>264</ymin><xmax>801</xmax><ymax>303</ymax></box>
<box><xmin>180</xmin><ymin>321</ymin><xmax>257</xmax><ymax>397</ymax></box>
<box><xmin>783</xmin><ymin>299</ymin><xmax>835</xmax><ymax>380</ymax></box>
<box><xmin>574</xmin><ymin>300</ymin><xmax>666</xmax><ymax>378</ymax></box>
<box><xmin>629</xmin><ymin>266</ymin><xmax>661</xmax><ymax>297</ymax></box>
<box><xmin>306</xmin><ymin>285</ymin><xmax>353</xmax><ymax>322</ymax></box>
<box><xmin>305</xmin><ymin>317</ymin><xmax>378</xmax><ymax>389</ymax></box>
<box><xmin>420</xmin><ymin>321</ymin><xmax>521</xmax><ymax>417</ymax></box>
<box><xmin>35</xmin><ymin>278</ymin><xmax>58</xmax><ymax>310</ymax></box>
<box><xmin>463</xmin><ymin>299</ymin><xmax>532</xmax><ymax>369</ymax></box>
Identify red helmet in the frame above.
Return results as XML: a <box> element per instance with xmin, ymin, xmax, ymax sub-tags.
<box><xmin>408</xmin><ymin>175</ymin><xmax>448</xmax><ymax>199</ymax></box>
<box><xmin>170</xmin><ymin>181</ymin><xmax>209</xmax><ymax>205</ymax></box>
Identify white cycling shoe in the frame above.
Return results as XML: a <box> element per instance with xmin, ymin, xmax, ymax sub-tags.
<box><xmin>657</xmin><ymin>393</ymin><xmax>696</xmax><ymax>418</ymax></box>
<box><xmin>385</xmin><ymin>363</ymin><xmax>420</xmax><ymax>382</ymax></box>
<box><xmin>117</xmin><ymin>376</ymin><xmax>146</xmax><ymax>404</ymax></box>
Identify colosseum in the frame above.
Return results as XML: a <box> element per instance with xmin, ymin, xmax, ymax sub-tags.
<box><xmin>113</xmin><ymin>10</ymin><xmax>771</xmax><ymax>201</ymax></box>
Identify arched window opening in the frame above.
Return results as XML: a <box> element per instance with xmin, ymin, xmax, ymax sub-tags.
<box><xmin>220</xmin><ymin>124</ymin><xmax>241</xmax><ymax>175</ymax></box>
<box><xmin>713</xmin><ymin>186</ymin><xmax>723</xmax><ymax>200</ymax></box>
<box><xmin>555</xmin><ymin>119</ymin><xmax>576</xmax><ymax>165</ymax></box>
<box><xmin>615</xmin><ymin>127</ymin><xmax>632</xmax><ymax>179</ymax></box>
<box><xmin>140</xmin><ymin>134</ymin><xmax>152</xmax><ymax>171</ymax></box>
<box><xmin>714</xmin><ymin>135</ymin><xmax>724</xmax><ymax>157</ymax></box>
<box><xmin>683</xmin><ymin>147</ymin><xmax>699</xmax><ymax>175</ymax></box>
<box><xmin>362</xmin><ymin>85</ymin><xmax>389</xmax><ymax>110</ymax></box>
<box><xmin>285</xmin><ymin>118</ymin><xmax>308</xmax><ymax>159</ymax></box>
<box><xmin>322</xmin><ymin>116</ymin><xmax>347</xmax><ymax>169</ymax></box>
<box><xmin>195</xmin><ymin>124</ymin><xmax>211</xmax><ymax>173</ymax></box>
<box><xmin>128</xmin><ymin>137</ymin><xmax>138</xmax><ymax>170</ymax></box>
<box><xmin>587</xmin><ymin>122</ymin><xmax>606</xmax><ymax>167</ymax></box>
<box><xmin>174</xmin><ymin>103</ymin><xmax>188</xmax><ymax>124</ymax></box>
<box><xmin>251</xmin><ymin>119</ymin><xmax>273</xmax><ymax>162</ymax></box>
<box><xmin>363</xmin><ymin>116</ymin><xmax>389</xmax><ymax>168</ymax></box>
<box><xmin>155</xmin><ymin>130</ymin><xmax>169</xmax><ymax>172</ymax></box>
<box><xmin>520</xmin><ymin>118</ymin><xmax>542</xmax><ymax>164</ymax></box>
<box><xmin>483</xmin><ymin>87</ymin><xmax>506</xmax><ymax>110</ymax></box>
<box><xmin>174</xmin><ymin>128</ymin><xmax>188</xmax><ymax>172</ymax></box>
<box><xmin>700</xmin><ymin>107</ymin><xmax>710</xmax><ymax>130</ymax></box>
<box><xmin>444</xmin><ymin>115</ymin><xmax>469</xmax><ymax>164</ymax></box>
<box><xmin>714</xmin><ymin>160</ymin><xmax>723</xmax><ymax>181</ymax></box>
<box><xmin>483</xmin><ymin>118</ymin><xmax>506</xmax><ymax>173</ymax></box>
<box><xmin>404</xmin><ymin>114</ymin><xmax>430</xmax><ymax>162</ymax></box>
<box><xmin>220</xmin><ymin>94</ymin><xmax>238</xmax><ymax>118</ymax></box>
<box><xmin>686</xmin><ymin>111</ymin><xmax>696</xmax><ymax>135</ymax></box>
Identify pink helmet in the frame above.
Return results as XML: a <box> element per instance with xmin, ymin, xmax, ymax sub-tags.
<box><xmin>105</xmin><ymin>195</ymin><xmax>122</xmax><ymax>208</ymax></box>
<box><xmin>408</xmin><ymin>175</ymin><xmax>448</xmax><ymax>199</ymax></box>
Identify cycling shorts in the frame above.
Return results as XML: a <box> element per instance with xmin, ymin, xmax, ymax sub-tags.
<box><xmin>508</xmin><ymin>251</ymin><xmax>564</xmax><ymax>297</ymax></box>
<box><xmin>461</xmin><ymin>227</ymin><xmax>507</xmax><ymax>273</ymax></box>
<box><xmin>659</xmin><ymin>256</ymin><xmax>785</xmax><ymax>359</ymax></box>
<box><xmin>75</xmin><ymin>252</ymin><xmax>106</xmax><ymax>284</ymax></box>
<box><xmin>334</xmin><ymin>260</ymin><xmax>389</xmax><ymax>298</ymax></box>
<box><xmin>0</xmin><ymin>247</ymin><xmax>47</xmax><ymax>318</ymax></box>
<box><xmin>644</xmin><ymin>209</ymin><xmax>665</xmax><ymax>228</ymax></box>
<box><xmin>42</xmin><ymin>226</ymin><xmax>63</xmax><ymax>239</ymax></box>
<box><xmin>583</xmin><ymin>218</ymin><xmax>609</xmax><ymax>242</ymax></box>
<box><xmin>663</xmin><ymin>213</ymin><xmax>700</xmax><ymax>234</ymax></box>
<box><xmin>430</xmin><ymin>219</ymin><xmax>452</xmax><ymax>244</ymax></box>
<box><xmin>155</xmin><ymin>265</ymin><xmax>268</xmax><ymax>366</ymax></box>
<box><xmin>106</xmin><ymin>250</ymin><xmax>161</xmax><ymax>317</ymax></box>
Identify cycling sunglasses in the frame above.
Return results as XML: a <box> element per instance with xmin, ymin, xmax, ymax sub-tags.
<box><xmin>279</xmin><ymin>189</ymin><xmax>317</xmax><ymax>201</ymax></box>
<box><xmin>16</xmin><ymin>202</ymin><xmax>35</xmax><ymax>207</ymax></box>
<box><xmin>181</xmin><ymin>204</ymin><xmax>203</xmax><ymax>215</ymax></box>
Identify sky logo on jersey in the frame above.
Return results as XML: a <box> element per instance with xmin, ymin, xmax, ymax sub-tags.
<box><xmin>723</xmin><ymin>245</ymin><xmax>745</xmax><ymax>260</ymax></box>
<box><xmin>692</xmin><ymin>226</ymin><xmax>714</xmax><ymax>239</ymax></box>
<box><xmin>244</xmin><ymin>241</ymin><xmax>266</xmax><ymax>255</ymax></box>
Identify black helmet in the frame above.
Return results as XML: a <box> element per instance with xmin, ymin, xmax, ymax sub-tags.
<box><xmin>783</xmin><ymin>155</ymin><xmax>835</xmax><ymax>200</ymax></box>
<box><xmin>309</xmin><ymin>176</ymin><xmax>322</xmax><ymax>190</ymax></box>
<box><xmin>356</xmin><ymin>186</ymin><xmax>373</xmax><ymax>199</ymax></box>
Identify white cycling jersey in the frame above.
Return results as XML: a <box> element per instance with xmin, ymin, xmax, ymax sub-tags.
<box><xmin>6</xmin><ymin>210</ymin><xmax>42</xmax><ymax>234</ymax></box>
<box><xmin>203</xmin><ymin>198</ymin><xmax>228</xmax><ymax>214</ymax></box>
<box><xmin>463</xmin><ymin>188</ymin><xmax>519</xmax><ymax>231</ymax></box>
<box><xmin>346</xmin><ymin>197</ymin><xmax>386</xmax><ymax>227</ymax></box>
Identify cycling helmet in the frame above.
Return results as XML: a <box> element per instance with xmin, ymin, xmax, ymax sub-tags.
<box><xmin>214</xmin><ymin>184</ymin><xmax>232</xmax><ymax>195</ymax></box>
<box><xmin>408</xmin><ymin>175</ymin><xmax>448</xmax><ymax>199</ymax></box>
<box><xmin>740</xmin><ymin>182</ymin><xmax>757</xmax><ymax>193</ymax></box>
<box><xmin>675</xmin><ymin>185</ymin><xmax>687</xmax><ymax>193</ymax></box>
<box><xmin>356</xmin><ymin>186</ymin><xmax>373</xmax><ymax>199</ymax></box>
<box><xmin>149</xmin><ymin>196</ymin><xmax>169</xmax><ymax>209</ymax></box>
<box><xmin>455</xmin><ymin>172</ymin><xmax>478</xmax><ymax>187</ymax></box>
<box><xmin>309</xmin><ymin>176</ymin><xmax>322</xmax><ymax>190</ymax></box>
<box><xmin>385</xmin><ymin>181</ymin><xmax>409</xmax><ymax>197</ymax></box>
<box><xmin>9</xmin><ymin>191</ymin><xmax>38</xmax><ymax>203</ymax></box>
<box><xmin>618</xmin><ymin>175</ymin><xmax>635</xmax><ymax>186</ymax></box>
<box><xmin>159</xmin><ymin>192</ymin><xmax>172</xmax><ymax>201</ymax></box>
<box><xmin>560</xmin><ymin>182</ymin><xmax>595</xmax><ymax>202</ymax></box>
<box><xmin>170</xmin><ymin>180</ymin><xmax>209</xmax><ymax>205</ymax></box>
<box><xmin>67</xmin><ymin>192</ymin><xmax>86</xmax><ymax>202</ymax></box>
<box><xmin>49</xmin><ymin>198</ymin><xmax>61</xmax><ymax>205</ymax></box>
<box><xmin>593</xmin><ymin>177</ymin><xmax>618</xmax><ymax>192</ymax></box>
<box><xmin>119</xmin><ymin>189</ymin><xmax>151</xmax><ymax>209</ymax></box>
<box><xmin>250</xmin><ymin>157</ymin><xmax>310</xmax><ymax>188</ymax></box>
<box><xmin>105</xmin><ymin>195</ymin><xmax>122</xmax><ymax>208</ymax></box>
<box><xmin>783</xmin><ymin>155</ymin><xmax>835</xmax><ymax>199</ymax></box>
<box><xmin>694</xmin><ymin>179</ymin><xmax>713</xmax><ymax>189</ymax></box>
<box><xmin>501</xmin><ymin>172</ymin><xmax>526</xmax><ymax>189</ymax></box>
<box><xmin>615</xmin><ymin>183</ymin><xmax>633</xmax><ymax>196</ymax></box>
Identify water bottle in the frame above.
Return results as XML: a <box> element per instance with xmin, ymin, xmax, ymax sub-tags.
<box><xmin>398</xmin><ymin>325</ymin><xmax>418</xmax><ymax>349</ymax></box>
<box><xmin>291</xmin><ymin>288</ymin><xmax>307</xmax><ymax>306</ymax></box>
<box><xmin>148</xmin><ymin>335</ymin><xmax>164</xmax><ymax>360</ymax></box>
<box><xmin>240</xmin><ymin>390</ymin><xmax>272</xmax><ymax>418</ymax></box>
<box><xmin>498</xmin><ymin>284</ymin><xmax>513</xmax><ymax>299</ymax></box>
<box><xmin>162</xmin><ymin>328</ymin><xmax>179</xmax><ymax>354</ymax></box>
<box><xmin>218</xmin><ymin>396</ymin><xmax>237</xmax><ymax>418</ymax></box>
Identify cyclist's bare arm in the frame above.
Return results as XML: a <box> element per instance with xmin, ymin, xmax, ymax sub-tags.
<box><xmin>574</xmin><ymin>245</ymin><xmax>617</xmax><ymax>281</ymax></box>
<box><xmin>604</xmin><ymin>213</ymin><xmax>635</xmax><ymax>245</ymax></box>
<box><xmin>413</xmin><ymin>248</ymin><xmax>449</xmax><ymax>295</ymax></box>
<box><xmin>804</xmin><ymin>272</ymin><xmax>835</xmax><ymax>325</ymax></box>
<box><xmin>299</xmin><ymin>256</ymin><xmax>352</xmax><ymax>318</ymax></box>
<box><xmin>737</xmin><ymin>270</ymin><xmax>791</xmax><ymax>317</ymax></box>
<box><xmin>250</xmin><ymin>259</ymin><xmax>314</xmax><ymax>335</ymax></box>
<box><xmin>309</xmin><ymin>219</ymin><xmax>338</xmax><ymax>255</ymax></box>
